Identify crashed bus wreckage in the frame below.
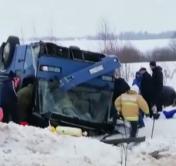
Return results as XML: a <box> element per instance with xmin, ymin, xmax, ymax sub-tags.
<box><xmin>0</xmin><ymin>36</ymin><xmax>146</xmax><ymax>145</ymax></box>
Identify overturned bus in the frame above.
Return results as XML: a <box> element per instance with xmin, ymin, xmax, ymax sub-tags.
<box><xmin>0</xmin><ymin>36</ymin><xmax>119</xmax><ymax>133</ymax></box>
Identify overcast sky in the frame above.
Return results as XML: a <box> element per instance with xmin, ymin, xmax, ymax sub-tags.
<box><xmin>0</xmin><ymin>0</ymin><xmax>175</xmax><ymax>40</ymax></box>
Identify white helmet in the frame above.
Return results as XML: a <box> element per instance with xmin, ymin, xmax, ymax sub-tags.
<box><xmin>131</xmin><ymin>85</ymin><xmax>139</xmax><ymax>93</ymax></box>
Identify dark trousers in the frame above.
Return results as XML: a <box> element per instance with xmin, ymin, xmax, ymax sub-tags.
<box><xmin>144</xmin><ymin>97</ymin><xmax>153</xmax><ymax>117</ymax></box>
<box><xmin>1</xmin><ymin>80</ymin><xmax>19</xmax><ymax>124</ymax></box>
<box><xmin>130</xmin><ymin>121</ymin><xmax>138</xmax><ymax>137</ymax></box>
<box><xmin>138</xmin><ymin>111</ymin><xmax>145</xmax><ymax>127</ymax></box>
<box><xmin>156</xmin><ymin>103</ymin><xmax>162</xmax><ymax>112</ymax></box>
<box><xmin>153</xmin><ymin>91</ymin><xmax>163</xmax><ymax>112</ymax></box>
<box><xmin>2</xmin><ymin>100</ymin><xmax>19</xmax><ymax>124</ymax></box>
<box><xmin>147</xmin><ymin>101</ymin><xmax>153</xmax><ymax>117</ymax></box>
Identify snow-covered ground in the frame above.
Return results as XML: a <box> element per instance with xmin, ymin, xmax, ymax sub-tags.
<box><xmin>1</xmin><ymin>116</ymin><xmax>176</xmax><ymax>166</ymax></box>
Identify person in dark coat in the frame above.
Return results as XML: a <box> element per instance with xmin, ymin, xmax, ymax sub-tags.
<box><xmin>112</xmin><ymin>75</ymin><xmax>130</xmax><ymax>122</ymax></box>
<box><xmin>139</xmin><ymin>67</ymin><xmax>154</xmax><ymax>117</ymax></box>
<box><xmin>0</xmin><ymin>72</ymin><xmax>20</xmax><ymax>123</ymax></box>
<box><xmin>112</xmin><ymin>76</ymin><xmax>130</xmax><ymax>102</ymax></box>
<box><xmin>150</xmin><ymin>61</ymin><xmax>163</xmax><ymax>112</ymax></box>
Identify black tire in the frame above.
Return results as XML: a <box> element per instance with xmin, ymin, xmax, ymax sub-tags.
<box><xmin>2</xmin><ymin>36</ymin><xmax>20</xmax><ymax>69</ymax></box>
<box><xmin>0</xmin><ymin>42</ymin><xmax>5</xmax><ymax>62</ymax></box>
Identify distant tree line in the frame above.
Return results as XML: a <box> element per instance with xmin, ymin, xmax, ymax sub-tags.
<box><xmin>98</xmin><ymin>21</ymin><xmax>176</xmax><ymax>63</ymax></box>
<box><xmin>117</xmin><ymin>31</ymin><xmax>176</xmax><ymax>40</ymax></box>
<box><xmin>93</xmin><ymin>30</ymin><xmax>176</xmax><ymax>41</ymax></box>
<box><xmin>101</xmin><ymin>39</ymin><xmax>176</xmax><ymax>63</ymax></box>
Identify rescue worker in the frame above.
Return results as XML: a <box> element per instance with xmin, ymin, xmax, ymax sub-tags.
<box><xmin>114</xmin><ymin>85</ymin><xmax>149</xmax><ymax>137</ymax></box>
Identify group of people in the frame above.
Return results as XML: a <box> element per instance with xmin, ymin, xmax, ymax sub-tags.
<box><xmin>114</xmin><ymin>61</ymin><xmax>164</xmax><ymax>138</ymax></box>
<box><xmin>133</xmin><ymin>61</ymin><xmax>163</xmax><ymax>116</ymax></box>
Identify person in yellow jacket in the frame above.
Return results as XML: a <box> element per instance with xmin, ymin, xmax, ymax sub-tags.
<box><xmin>114</xmin><ymin>85</ymin><xmax>149</xmax><ymax>137</ymax></box>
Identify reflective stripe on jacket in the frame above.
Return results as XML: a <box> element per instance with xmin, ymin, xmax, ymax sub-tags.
<box><xmin>114</xmin><ymin>90</ymin><xmax>149</xmax><ymax>121</ymax></box>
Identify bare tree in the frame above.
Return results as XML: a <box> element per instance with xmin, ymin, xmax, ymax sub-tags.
<box><xmin>118</xmin><ymin>45</ymin><xmax>144</xmax><ymax>63</ymax></box>
<box><xmin>151</xmin><ymin>47</ymin><xmax>176</xmax><ymax>61</ymax></box>
<box><xmin>169</xmin><ymin>39</ymin><xmax>176</xmax><ymax>55</ymax></box>
<box><xmin>97</xmin><ymin>20</ymin><xmax>119</xmax><ymax>55</ymax></box>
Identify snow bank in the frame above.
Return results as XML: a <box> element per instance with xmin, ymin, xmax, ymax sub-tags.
<box><xmin>0</xmin><ymin>122</ymin><xmax>120</xmax><ymax>166</ymax></box>
<box><xmin>131</xmin><ymin>118</ymin><xmax>176</xmax><ymax>166</ymax></box>
<box><xmin>1</xmin><ymin>118</ymin><xmax>176</xmax><ymax>166</ymax></box>
<box><xmin>130</xmin><ymin>136</ymin><xmax>176</xmax><ymax>166</ymax></box>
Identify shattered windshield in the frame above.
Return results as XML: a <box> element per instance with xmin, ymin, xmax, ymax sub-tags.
<box><xmin>23</xmin><ymin>44</ymin><xmax>40</xmax><ymax>76</ymax></box>
<box><xmin>38</xmin><ymin>79</ymin><xmax>113</xmax><ymax>123</ymax></box>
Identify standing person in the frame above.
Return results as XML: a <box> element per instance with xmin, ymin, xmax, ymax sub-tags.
<box><xmin>112</xmin><ymin>74</ymin><xmax>130</xmax><ymax>103</ymax></box>
<box><xmin>114</xmin><ymin>85</ymin><xmax>149</xmax><ymax>138</ymax></box>
<box><xmin>150</xmin><ymin>61</ymin><xmax>163</xmax><ymax>113</ymax></box>
<box><xmin>139</xmin><ymin>67</ymin><xmax>154</xmax><ymax>117</ymax></box>
<box><xmin>112</xmin><ymin>74</ymin><xmax>130</xmax><ymax>122</ymax></box>
<box><xmin>0</xmin><ymin>71</ymin><xmax>20</xmax><ymax>123</ymax></box>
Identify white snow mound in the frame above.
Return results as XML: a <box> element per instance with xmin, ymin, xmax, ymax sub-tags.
<box><xmin>0</xmin><ymin>122</ymin><xmax>120</xmax><ymax>166</ymax></box>
<box><xmin>1</xmin><ymin>118</ymin><xmax>176</xmax><ymax>166</ymax></box>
